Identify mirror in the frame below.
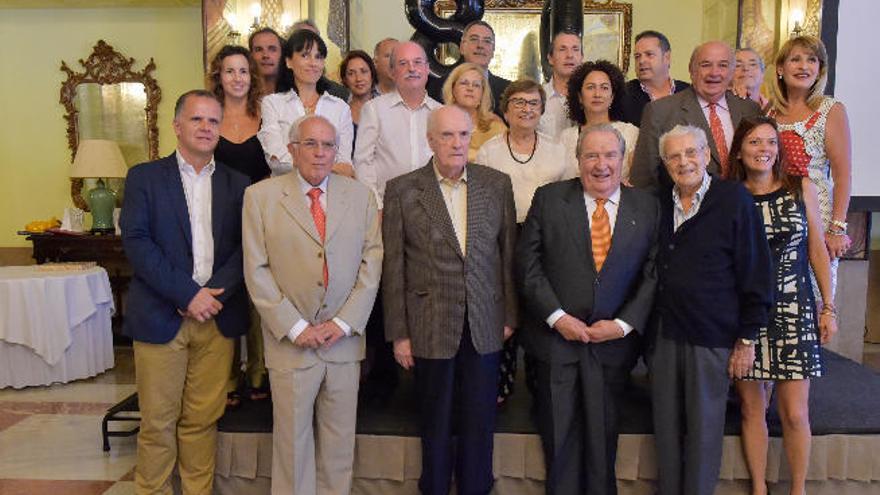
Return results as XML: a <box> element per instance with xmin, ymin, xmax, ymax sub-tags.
<box><xmin>60</xmin><ymin>40</ymin><xmax>161</xmax><ymax>211</ymax></box>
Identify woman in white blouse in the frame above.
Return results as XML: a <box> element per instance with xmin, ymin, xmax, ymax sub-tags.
<box><xmin>476</xmin><ymin>79</ymin><xmax>567</xmax><ymax>225</ymax></box>
<box><xmin>258</xmin><ymin>29</ymin><xmax>354</xmax><ymax>177</ymax></box>
<box><xmin>560</xmin><ymin>60</ymin><xmax>638</xmax><ymax>181</ymax></box>
<box><xmin>476</xmin><ymin>79</ymin><xmax>567</xmax><ymax>405</ymax></box>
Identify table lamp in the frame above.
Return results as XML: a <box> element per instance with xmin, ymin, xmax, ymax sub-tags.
<box><xmin>69</xmin><ymin>139</ymin><xmax>128</xmax><ymax>234</ymax></box>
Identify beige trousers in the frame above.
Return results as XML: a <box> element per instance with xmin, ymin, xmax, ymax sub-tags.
<box><xmin>269</xmin><ymin>361</ymin><xmax>360</xmax><ymax>495</ymax></box>
<box><xmin>133</xmin><ymin>318</ymin><xmax>234</xmax><ymax>495</ymax></box>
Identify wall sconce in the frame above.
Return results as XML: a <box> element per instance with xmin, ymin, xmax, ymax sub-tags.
<box><xmin>249</xmin><ymin>3</ymin><xmax>262</xmax><ymax>34</ymax></box>
<box><xmin>225</xmin><ymin>12</ymin><xmax>241</xmax><ymax>43</ymax></box>
<box><xmin>790</xmin><ymin>8</ymin><xmax>805</xmax><ymax>37</ymax></box>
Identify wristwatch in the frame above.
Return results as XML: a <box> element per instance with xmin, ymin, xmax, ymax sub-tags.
<box><xmin>738</xmin><ymin>338</ymin><xmax>755</xmax><ymax>346</ymax></box>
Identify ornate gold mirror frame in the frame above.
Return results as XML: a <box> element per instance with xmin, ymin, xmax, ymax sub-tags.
<box><xmin>436</xmin><ymin>0</ymin><xmax>632</xmax><ymax>81</ymax></box>
<box><xmin>60</xmin><ymin>40</ymin><xmax>161</xmax><ymax>210</ymax></box>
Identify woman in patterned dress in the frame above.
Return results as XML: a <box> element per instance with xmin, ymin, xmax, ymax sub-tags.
<box><xmin>729</xmin><ymin>116</ymin><xmax>837</xmax><ymax>495</ymax></box>
<box><xmin>770</xmin><ymin>36</ymin><xmax>852</xmax><ymax>296</ymax></box>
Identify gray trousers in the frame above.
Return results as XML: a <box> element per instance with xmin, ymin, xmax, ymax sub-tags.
<box><xmin>649</xmin><ymin>330</ymin><xmax>732</xmax><ymax>495</ymax></box>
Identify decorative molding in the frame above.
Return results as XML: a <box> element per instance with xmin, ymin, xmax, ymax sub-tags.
<box><xmin>60</xmin><ymin>40</ymin><xmax>161</xmax><ymax>210</ymax></box>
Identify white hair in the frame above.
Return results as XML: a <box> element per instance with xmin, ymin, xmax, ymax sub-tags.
<box><xmin>287</xmin><ymin>114</ymin><xmax>337</xmax><ymax>145</ymax></box>
<box><xmin>658</xmin><ymin>124</ymin><xmax>708</xmax><ymax>160</ymax></box>
<box><xmin>426</xmin><ymin>105</ymin><xmax>473</xmax><ymax>136</ymax></box>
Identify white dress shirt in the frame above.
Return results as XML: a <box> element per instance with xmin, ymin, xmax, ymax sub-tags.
<box><xmin>286</xmin><ymin>171</ymin><xmax>353</xmax><ymax>343</ymax></box>
<box><xmin>545</xmin><ymin>186</ymin><xmax>634</xmax><ymax>336</ymax></box>
<box><xmin>475</xmin><ymin>132</ymin><xmax>567</xmax><ymax>223</ymax></box>
<box><xmin>258</xmin><ymin>90</ymin><xmax>354</xmax><ymax>176</ymax></box>
<box><xmin>673</xmin><ymin>171</ymin><xmax>712</xmax><ymax>232</ymax></box>
<box><xmin>434</xmin><ymin>162</ymin><xmax>468</xmax><ymax>254</ymax></box>
<box><xmin>537</xmin><ymin>78</ymin><xmax>572</xmax><ymax>140</ymax></box>
<box><xmin>353</xmin><ymin>90</ymin><xmax>442</xmax><ymax>209</ymax></box>
<box><xmin>176</xmin><ymin>151</ymin><xmax>214</xmax><ymax>287</ymax></box>
<box><xmin>696</xmin><ymin>94</ymin><xmax>734</xmax><ymax>152</ymax></box>
<box><xmin>559</xmin><ymin>121</ymin><xmax>640</xmax><ymax>181</ymax></box>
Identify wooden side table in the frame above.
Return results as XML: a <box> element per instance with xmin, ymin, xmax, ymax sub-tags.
<box><xmin>27</xmin><ymin>234</ymin><xmax>131</xmax><ymax>336</ymax></box>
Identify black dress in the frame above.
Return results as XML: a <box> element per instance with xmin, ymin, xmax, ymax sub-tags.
<box><xmin>745</xmin><ymin>188</ymin><xmax>822</xmax><ymax>380</ymax></box>
<box><xmin>215</xmin><ymin>135</ymin><xmax>271</xmax><ymax>184</ymax></box>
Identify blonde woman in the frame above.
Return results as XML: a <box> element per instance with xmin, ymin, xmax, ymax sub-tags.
<box><xmin>770</xmin><ymin>35</ymin><xmax>852</xmax><ymax>296</ymax></box>
<box><xmin>442</xmin><ymin>62</ymin><xmax>506</xmax><ymax>161</ymax></box>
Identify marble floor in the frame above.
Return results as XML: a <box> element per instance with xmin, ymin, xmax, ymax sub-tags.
<box><xmin>2</xmin><ymin>343</ymin><xmax>879</xmax><ymax>495</ymax></box>
<box><xmin>0</xmin><ymin>347</ymin><xmax>137</xmax><ymax>495</ymax></box>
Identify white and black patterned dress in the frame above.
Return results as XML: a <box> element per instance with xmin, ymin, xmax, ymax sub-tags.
<box><xmin>745</xmin><ymin>188</ymin><xmax>822</xmax><ymax>380</ymax></box>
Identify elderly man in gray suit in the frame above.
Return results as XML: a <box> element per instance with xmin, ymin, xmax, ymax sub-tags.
<box><xmin>517</xmin><ymin>124</ymin><xmax>659</xmax><ymax>495</ymax></box>
<box><xmin>629</xmin><ymin>40</ymin><xmax>762</xmax><ymax>189</ymax></box>
<box><xmin>242</xmin><ymin>114</ymin><xmax>382</xmax><ymax>495</ymax></box>
<box><xmin>382</xmin><ymin>105</ymin><xmax>518</xmax><ymax>495</ymax></box>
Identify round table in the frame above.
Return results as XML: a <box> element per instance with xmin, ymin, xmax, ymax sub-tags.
<box><xmin>0</xmin><ymin>265</ymin><xmax>115</xmax><ymax>388</ymax></box>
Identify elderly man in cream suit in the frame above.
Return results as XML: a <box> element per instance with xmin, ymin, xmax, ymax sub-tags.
<box><xmin>243</xmin><ymin>114</ymin><xmax>383</xmax><ymax>495</ymax></box>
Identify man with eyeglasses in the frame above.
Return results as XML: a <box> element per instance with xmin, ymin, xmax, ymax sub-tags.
<box><xmin>649</xmin><ymin>124</ymin><xmax>772</xmax><ymax>495</ymax></box>
<box><xmin>382</xmin><ymin>105</ymin><xmax>518</xmax><ymax>495</ymax></box>
<box><xmin>630</xmin><ymin>41</ymin><xmax>761</xmax><ymax>189</ymax></box>
<box><xmin>243</xmin><ymin>114</ymin><xmax>382</xmax><ymax>495</ymax></box>
<box><xmin>428</xmin><ymin>20</ymin><xmax>512</xmax><ymax>118</ymax></box>
<box><xmin>517</xmin><ymin>123</ymin><xmax>659</xmax><ymax>495</ymax></box>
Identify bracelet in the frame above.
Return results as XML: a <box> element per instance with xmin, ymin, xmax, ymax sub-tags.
<box><xmin>826</xmin><ymin>228</ymin><xmax>847</xmax><ymax>236</ymax></box>
<box><xmin>830</xmin><ymin>219</ymin><xmax>848</xmax><ymax>231</ymax></box>
<box><xmin>819</xmin><ymin>307</ymin><xmax>837</xmax><ymax>317</ymax></box>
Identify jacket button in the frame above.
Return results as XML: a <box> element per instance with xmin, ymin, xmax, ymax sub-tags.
<box><xmin>318</xmin><ymin>252</ymin><xmax>323</xmax><ymax>258</ymax></box>
<box><xmin>317</xmin><ymin>281</ymin><xmax>323</xmax><ymax>287</ymax></box>
<box><xmin>668</xmin><ymin>243</ymin><xmax>675</xmax><ymax>250</ymax></box>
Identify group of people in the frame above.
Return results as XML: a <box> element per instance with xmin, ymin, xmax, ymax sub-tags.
<box><xmin>119</xmin><ymin>16</ymin><xmax>851</xmax><ymax>495</ymax></box>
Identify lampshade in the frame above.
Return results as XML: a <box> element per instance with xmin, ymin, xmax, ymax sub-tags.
<box><xmin>70</xmin><ymin>139</ymin><xmax>128</xmax><ymax>178</ymax></box>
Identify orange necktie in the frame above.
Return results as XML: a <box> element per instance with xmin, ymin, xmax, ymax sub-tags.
<box><xmin>307</xmin><ymin>187</ymin><xmax>328</xmax><ymax>287</ymax></box>
<box><xmin>708</xmin><ymin>102</ymin><xmax>730</xmax><ymax>177</ymax></box>
<box><xmin>591</xmin><ymin>199</ymin><xmax>611</xmax><ymax>272</ymax></box>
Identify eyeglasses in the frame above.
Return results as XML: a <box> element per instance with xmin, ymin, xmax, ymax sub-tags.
<box><xmin>509</xmin><ymin>97</ymin><xmax>541</xmax><ymax>110</ymax></box>
<box><xmin>456</xmin><ymin>79</ymin><xmax>483</xmax><ymax>89</ymax></box>
<box><xmin>662</xmin><ymin>146</ymin><xmax>704</xmax><ymax>163</ymax></box>
<box><xmin>294</xmin><ymin>139</ymin><xmax>337</xmax><ymax>152</ymax></box>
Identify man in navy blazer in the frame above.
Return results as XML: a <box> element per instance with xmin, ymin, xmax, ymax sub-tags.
<box><xmin>516</xmin><ymin>124</ymin><xmax>658</xmax><ymax>495</ymax></box>
<box><xmin>120</xmin><ymin>89</ymin><xmax>250</xmax><ymax>495</ymax></box>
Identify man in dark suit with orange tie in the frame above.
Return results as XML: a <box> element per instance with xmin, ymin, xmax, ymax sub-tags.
<box><xmin>516</xmin><ymin>124</ymin><xmax>659</xmax><ymax>495</ymax></box>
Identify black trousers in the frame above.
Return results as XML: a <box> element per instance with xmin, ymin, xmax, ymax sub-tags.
<box><xmin>414</xmin><ymin>326</ymin><xmax>501</xmax><ymax>495</ymax></box>
<box><xmin>534</xmin><ymin>336</ymin><xmax>639</xmax><ymax>495</ymax></box>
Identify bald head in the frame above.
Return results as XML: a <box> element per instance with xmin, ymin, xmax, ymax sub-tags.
<box><xmin>427</xmin><ymin>105</ymin><xmax>473</xmax><ymax>178</ymax></box>
<box><xmin>689</xmin><ymin>41</ymin><xmax>734</xmax><ymax>103</ymax></box>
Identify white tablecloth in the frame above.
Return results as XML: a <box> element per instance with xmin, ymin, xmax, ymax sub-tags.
<box><xmin>0</xmin><ymin>266</ymin><xmax>115</xmax><ymax>389</ymax></box>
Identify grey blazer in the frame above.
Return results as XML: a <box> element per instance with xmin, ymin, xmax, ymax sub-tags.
<box><xmin>516</xmin><ymin>180</ymin><xmax>659</xmax><ymax>364</ymax></box>
<box><xmin>629</xmin><ymin>88</ymin><xmax>762</xmax><ymax>189</ymax></box>
<box><xmin>382</xmin><ymin>162</ymin><xmax>519</xmax><ymax>359</ymax></box>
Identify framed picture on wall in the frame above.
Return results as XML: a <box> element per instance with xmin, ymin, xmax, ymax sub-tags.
<box><xmin>436</xmin><ymin>0</ymin><xmax>632</xmax><ymax>82</ymax></box>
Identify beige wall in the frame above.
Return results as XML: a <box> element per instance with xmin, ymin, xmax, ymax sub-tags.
<box><xmin>0</xmin><ymin>1</ymin><xmax>742</xmax><ymax>250</ymax></box>
<box><xmin>0</xmin><ymin>6</ymin><xmax>203</xmax><ymax>248</ymax></box>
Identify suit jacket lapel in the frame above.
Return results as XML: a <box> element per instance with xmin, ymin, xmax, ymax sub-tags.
<box><xmin>279</xmin><ymin>174</ymin><xmax>322</xmax><ymax>244</ymax></box>
<box><xmin>562</xmin><ymin>180</ymin><xmax>595</xmax><ymax>273</ymax></box>
<box><xmin>604</xmin><ymin>188</ymin><xmax>637</xmax><ymax>270</ymax></box>
<box><xmin>210</xmin><ymin>165</ymin><xmax>226</xmax><ymax>246</ymax></box>
<box><xmin>324</xmin><ymin>175</ymin><xmax>352</xmax><ymax>243</ymax></box>
<box><xmin>464</xmin><ymin>164</ymin><xmax>486</xmax><ymax>260</ymax></box>
<box><xmin>163</xmin><ymin>156</ymin><xmax>193</xmax><ymax>247</ymax></box>
<box><xmin>680</xmin><ymin>90</ymin><xmax>721</xmax><ymax>170</ymax></box>
<box><xmin>416</xmin><ymin>164</ymin><xmax>463</xmax><ymax>259</ymax></box>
